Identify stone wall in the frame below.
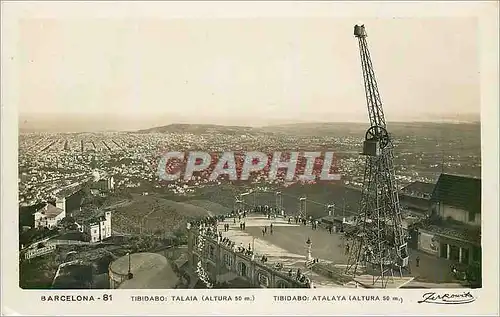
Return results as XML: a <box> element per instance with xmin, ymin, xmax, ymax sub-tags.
<box><xmin>187</xmin><ymin>228</ymin><xmax>308</xmax><ymax>288</ymax></box>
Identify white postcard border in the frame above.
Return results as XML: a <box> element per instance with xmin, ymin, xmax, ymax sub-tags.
<box><xmin>1</xmin><ymin>1</ymin><xmax>499</xmax><ymax>316</ymax></box>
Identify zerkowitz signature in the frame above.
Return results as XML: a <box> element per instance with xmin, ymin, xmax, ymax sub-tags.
<box><xmin>418</xmin><ymin>291</ymin><xmax>476</xmax><ymax>305</ymax></box>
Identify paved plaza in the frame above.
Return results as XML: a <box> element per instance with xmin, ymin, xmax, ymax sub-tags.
<box><xmin>218</xmin><ymin>214</ymin><xmax>464</xmax><ymax>288</ymax></box>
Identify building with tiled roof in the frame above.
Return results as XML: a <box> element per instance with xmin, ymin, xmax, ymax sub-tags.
<box><xmin>417</xmin><ymin>174</ymin><xmax>481</xmax><ymax>266</ymax></box>
<box><xmin>430</xmin><ymin>174</ymin><xmax>481</xmax><ymax>222</ymax></box>
<box><xmin>34</xmin><ymin>203</ymin><xmax>66</xmax><ymax>229</ymax></box>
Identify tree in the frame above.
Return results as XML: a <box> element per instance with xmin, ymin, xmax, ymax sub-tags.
<box><xmin>60</xmin><ymin>216</ymin><xmax>76</xmax><ymax>229</ymax></box>
<box><xmin>173</xmin><ymin>230</ymin><xmax>188</xmax><ymax>246</ymax></box>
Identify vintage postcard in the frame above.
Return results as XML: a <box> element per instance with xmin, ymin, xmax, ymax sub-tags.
<box><xmin>1</xmin><ymin>1</ymin><xmax>499</xmax><ymax>316</ymax></box>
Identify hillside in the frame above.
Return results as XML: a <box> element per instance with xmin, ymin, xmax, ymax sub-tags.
<box><xmin>135</xmin><ymin>121</ymin><xmax>480</xmax><ymax>139</ymax></box>
<box><xmin>183</xmin><ymin>200</ymin><xmax>232</xmax><ymax>216</ymax></box>
<box><xmin>137</xmin><ymin>123</ymin><xmax>263</xmax><ymax>135</ymax></box>
<box><xmin>112</xmin><ymin>194</ymin><xmax>217</xmax><ymax>234</ymax></box>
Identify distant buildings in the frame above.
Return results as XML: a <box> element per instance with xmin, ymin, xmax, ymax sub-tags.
<box><xmin>90</xmin><ymin>176</ymin><xmax>115</xmax><ymax>195</ymax></box>
<box><xmin>401</xmin><ymin>181</ymin><xmax>435</xmax><ymax>199</ymax></box>
<box><xmin>417</xmin><ymin>174</ymin><xmax>481</xmax><ymax>265</ymax></box>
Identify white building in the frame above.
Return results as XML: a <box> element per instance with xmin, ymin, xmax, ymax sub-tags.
<box><xmin>34</xmin><ymin>203</ymin><xmax>66</xmax><ymax>229</ymax></box>
<box><xmin>85</xmin><ymin>211</ymin><xmax>112</xmax><ymax>243</ymax></box>
<box><xmin>91</xmin><ymin>176</ymin><xmax>115</xmax><ymax>192</ymax></box>
<box><xmin>55</xmin><ymin>197</ymin><xmax>66</xmax><ymax>213</ymax></box>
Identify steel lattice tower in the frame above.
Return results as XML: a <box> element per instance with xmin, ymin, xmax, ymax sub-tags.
<box><xmin>344</xmin><ymin>25</ymin><xmax>409</xmax><ymax>288</ymax></box>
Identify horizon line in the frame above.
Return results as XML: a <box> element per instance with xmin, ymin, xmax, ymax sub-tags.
<box><xmin>19</xmin><ymin>119</ymin><xmax>481</xmax><ymax>134</ymax></box>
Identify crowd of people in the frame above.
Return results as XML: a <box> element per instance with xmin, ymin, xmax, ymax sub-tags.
<box><xmin>254</xmin><ymin>205</ymin><xmax>278</xmax><ymax>215</ymax></box>
<box><xmin>187</xmin><ymin>206</ymin><xmax>319</xmax><ymax>288</ymax></box>
<box><xmin>188</xmin><ymin>214</ymin><xmax>227</xmax><ymax>229</ymax></box>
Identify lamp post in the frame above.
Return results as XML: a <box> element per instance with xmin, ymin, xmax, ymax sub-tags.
<box><xmin>275</xmin><ymin>191</ymin><xmax>282</xmax><ymax>217</ymax></box>
<box><xmin>299</xmin><ymin>197</ymin><xmax>307</xmax><ymax>219</ymax></box>
<box><xmin>127</xmin><ymin>252</ymin><xmax>134</xmax><ymax>279</ymax></box>
<box><xmin>306</xmin><ymin>238</ymin><xmax>312</xmax><ymax>262</ymax></box>
<box><xmin>251</xmin><ymin>237</ymin><xmax>256</xmax><ymax>261</ymax></box>
<box><xmin>253</xmin><ymin>190</ymin><xmax>256</xmax><ymax>209</ymax></box>
<box><xmin>327</xmin><ymin>204</ymin><xmax>336</xmax><ymax>232</ymax></box>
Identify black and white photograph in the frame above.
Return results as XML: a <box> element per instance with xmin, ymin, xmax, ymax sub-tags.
<box><xmin>2</xmin><ymin>1</ymin><xmax>498</xmax><ymax>316</ymax></box>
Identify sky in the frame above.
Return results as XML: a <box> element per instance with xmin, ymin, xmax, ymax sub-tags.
<box><xmin>17</xmin><ymin>17</ymin><xmax>479</xmax><ymax>127</ymax></box>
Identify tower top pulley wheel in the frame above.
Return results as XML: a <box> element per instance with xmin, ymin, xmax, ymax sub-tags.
<box><xmin>365</xmin><ymin>126</ymin><xmax>390</xmax><ymax>149</ymax></box>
